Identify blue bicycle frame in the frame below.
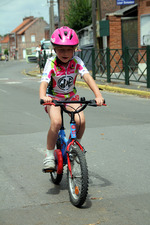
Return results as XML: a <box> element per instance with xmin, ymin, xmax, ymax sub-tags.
<box><xmin>57</xmin><ymin>107</ymin><xmax>77</xmax><ymax>165</ymax></box>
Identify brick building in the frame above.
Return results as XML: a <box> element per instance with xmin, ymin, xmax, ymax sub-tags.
<box><xmin>57</xmin><ymin>0</ymin><xmax>69</xmax><ymax>26</ymax></box>
<box><xmin>97</xmin><ymin>0</ymin><xmax>120</xmax><ymax>20</ymax></box>
<box><xmin>105</xmin><ymin>0</ymin><xmax>150</xmax><ymax>72</ymax></box>
<box><xmin>57</xmin><ymin>0</ymin><xmax>137</xmax><ymax>49</ymax></box>
<box><xmin>57</xmin><ymin>0</ymin><xmax>121</xmax><ymax>27</ymax></box>
<box><xmin>106</xmin><ymin>4</ymin><xmax>138</xmax><ymax>50</ymax></box>
<box><xmin>97</xmin><ymin>0</ymin><xmax>150</xmax><ymax>51</ymax></box>
<box><xmin>9</xmin><ymin>16</ymin><xmax>48</xmax><ymax>59</ymax></box>
<box><xmin>56</xmin><ymin>0</ymin><xmax>150</xmax><ymax>49</ymax></box>
<box><xmin>0</xmin><ymin>35</ymin><xmax>9</xmax><ymax>56</ymax></box>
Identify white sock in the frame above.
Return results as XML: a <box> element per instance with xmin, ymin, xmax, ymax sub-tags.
<box><xmin>45</xmin><ymin>149</ymin><xmax>54</xmax><ymax>158</ymax></box>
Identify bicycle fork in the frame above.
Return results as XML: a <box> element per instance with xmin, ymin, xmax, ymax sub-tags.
<box><xmin>67</xmin><ymin>141</ymin><xmax>84</xmax><ymax>179</ymax></box>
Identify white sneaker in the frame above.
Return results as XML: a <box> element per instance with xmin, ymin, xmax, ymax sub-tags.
<box><xmin>43</xmin><ymin>156</ymin><xmax>55</xmax><ymax>170</ymax></box>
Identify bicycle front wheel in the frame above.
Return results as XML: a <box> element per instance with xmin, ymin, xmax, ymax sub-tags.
<box><xmin>67</xmin><ymin>144</ymin><xmax>88</xmax><ymax>207</ymax></box>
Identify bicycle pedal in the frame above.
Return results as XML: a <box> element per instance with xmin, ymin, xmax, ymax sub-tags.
<box><xmin>42</xmin><ymin>168</ymin><xmax>56</xmax><ymax>173</ymax></box>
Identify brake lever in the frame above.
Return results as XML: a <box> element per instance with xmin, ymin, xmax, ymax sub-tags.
<box><xmin>88</xmin><ymin>100</ymin><xmax>97</xmax><ymax>107</ymax></box>
<box><xmin>52</xmin><ymin>99</ymin><xmax>60</xmax><ymax>106</ymax></box>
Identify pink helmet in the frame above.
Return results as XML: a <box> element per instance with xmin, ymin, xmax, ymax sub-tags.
<box><xmin>51</xmin><ymin>26</ymin><xmax>79</xmax><ymax>46</ymax></box>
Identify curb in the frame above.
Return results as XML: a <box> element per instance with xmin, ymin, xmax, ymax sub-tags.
<box><xmin>26</xmin><ymin>71</ymin><xmax>150</xmax><ymax>98</ymax></box>
<box><xmin>25</xmin><ymin>70</ymin><xmax>42</xmax><ymax>77</ymax></box>
<box><xmin>76</xmin><ymin>81</ymin><xmax>150</xmax><ymax>98</ymax></box>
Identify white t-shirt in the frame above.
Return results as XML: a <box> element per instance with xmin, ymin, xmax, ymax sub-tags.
<box><xmin>41</xmin><ymin>56</ymin><xmax>88</xmax><ymax>98</ymax></box>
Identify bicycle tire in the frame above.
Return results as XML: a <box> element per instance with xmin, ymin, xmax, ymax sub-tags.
<box><xmin>56</xmin><ymin>138</ymin><xmax>61</xmax><ymax>149</ymax></box>
<box><xmin>67</xmin><ymin>144</ymin><xmax>88</xmax><ymax>207</ymax></box>
<box><xmin>51</xmin><ymin>171</ymin><xmax>63</xmax><ymax>185</ymax></box>
<box><xmin>51</xmin><ymin>149</ymin><xmax>63</xmax><ymax>185</ymax></box>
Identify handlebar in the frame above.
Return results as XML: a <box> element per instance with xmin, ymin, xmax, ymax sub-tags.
<box><xmin>40</xmin><ymin>97</ymin><xmax>106</xmax><ymax>114</ymax></box>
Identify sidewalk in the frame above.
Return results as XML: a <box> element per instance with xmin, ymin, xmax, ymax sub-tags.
<box><xmin>26</xmin><ymin>68</ymin><xmax>150</xmax><ymax>98</ymax></box>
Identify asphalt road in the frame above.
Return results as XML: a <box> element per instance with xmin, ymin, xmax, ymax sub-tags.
<box><xmin>0</xmin><ymin>60</ymin><xmax>150</xmax><ymax>225</ymax></box>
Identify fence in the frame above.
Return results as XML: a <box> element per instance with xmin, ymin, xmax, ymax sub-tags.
<box><xmin>39</xmin><ymin>46</ymin><xmax>150</xmax><ymax>88</ymax></box>
<box><xmin>77</xmin><ymin>46</ymin><xmax>150</xmax><ymax>88</ymax></box>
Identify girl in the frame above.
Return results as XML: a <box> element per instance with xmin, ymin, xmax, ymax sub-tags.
<box><xmin>39</xmin><ymin>26</ymin><xmax>104</xmax><ymax>170</ymax></box>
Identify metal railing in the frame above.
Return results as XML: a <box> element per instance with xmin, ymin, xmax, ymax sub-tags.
<box><xmin>39</xmin><ymin>46</ymin><xmax>150</xmax><ymax>88</ymax></box>
<box><xmin>78</xmin><ymin>46</ymin><xmax>150</xmax><ymax>88</ymax></box>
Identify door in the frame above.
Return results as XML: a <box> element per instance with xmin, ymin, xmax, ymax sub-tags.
<box><xmin>122</xmin><ymin>17</ymin><xmax>138</xmax><ymax>49</ymax></box>
<box><xmin>122</xmin><ymin>17</ymin><xmax>138</xmax><ymax>70</ymax></box>
<box><xmin>23</xmin><ymin>49</ymin><xmax>26</xmax><ymax>59</ymax></box>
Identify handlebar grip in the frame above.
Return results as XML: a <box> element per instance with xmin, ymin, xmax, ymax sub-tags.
<box><xmin>89</xmin><ymin>99</ymin><xmax>106</xmax><ymax>107</ymax></box>
<box><xmin>40</xmin><ymin>99</ymin><xmax>56</xmax><ymax>106</ymax></box>
<box><xmin>102</xmin><ymin>99</ymin><xmax>107</xmax><ymax>106</ymax></box>
<box><xmin>40</xmin><ymin>99</ymin><xmax>45</xmax><ymax>105</ymax></box>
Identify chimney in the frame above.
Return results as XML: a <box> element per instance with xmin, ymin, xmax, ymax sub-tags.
<box><xmin>23</xmin><ymin>16</ymin><xmax>34</xmax><ymax>21</ymax></box>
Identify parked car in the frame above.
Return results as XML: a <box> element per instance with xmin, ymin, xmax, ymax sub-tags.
<box><xmin>26</xmin><ymin>47</ymin><xmax>37</xmax><ymax>63</ymax></box>
<box><xmin>0</xmin><ymin>54</ymin><xmax>6</xmax><ymax>61</ymax></box>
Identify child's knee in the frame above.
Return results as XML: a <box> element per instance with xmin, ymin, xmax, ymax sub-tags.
<box><xmin>76</xmin><ymin>114</ymin><xmax>85</xmax><ymax>126</ymax></box>
<box><xmin>51</xmin><ymin>118</ymin><xmax>62</xmax><ymax>131</ymax></box>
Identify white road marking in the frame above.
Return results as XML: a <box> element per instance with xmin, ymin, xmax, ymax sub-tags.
<box><xmin>0</xmin><ymin>78</ymin><xmax>9</xmax><ymax>80</ymax></box>
<box><xmin>6</xmin><ymin>81</ymin><xmax>22</xmax><ymax>84</ymax></box>
<box><xmin>0</xmin><ymin>88</ymin><xmax>8</xmax><ymax>93</ymax></box>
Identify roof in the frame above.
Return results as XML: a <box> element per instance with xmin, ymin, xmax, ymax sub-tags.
<box><xmin>106</xmin><ymin>3</ymin><xmax>137</xmax><ymax>16</ymax></box>
<box><xmin>11</xmin><ymin>16</ymin><xmax>36</xmax><ymax>34</ymax></box>
<box><xmin>0</xmin><ymin>35</ymin><xmax>9</xmax><ymax>43</ymax></box>
<box><xmin>17</xmin><ymin>18</ymin><xmax>39</xmax><ymax>35</ymax></box>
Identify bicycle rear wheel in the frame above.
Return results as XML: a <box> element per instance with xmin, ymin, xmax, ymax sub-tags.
<box><xmin>67</xmin><ymin>144</ymin><xmax>88</xmax><ymax>207</ymax></box>
<box><xmin>51</xmin><ymin>171</ymin><xmax>63</xmax><ymax>185</ymax></box>
<box><xmin>51</xmin><ymin>149</ymin><xmax>63</xmax><ymax>185</ymax></box>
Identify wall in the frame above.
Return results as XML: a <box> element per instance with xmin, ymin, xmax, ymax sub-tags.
<box><xmin>106</xmin><ymin>15</ymin><xmax>122</xmax><ymax>72</ymax></box>
<box><xmin>58</xmin><ymin>0</ymin><xmax>70</xmax><ymax>26</ymax></box>
<box><xmin>99</xmin><ymin>0</ymin><xmax>120</xmax><ymax>19</ymax></box>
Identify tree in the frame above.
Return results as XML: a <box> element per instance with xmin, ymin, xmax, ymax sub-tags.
<box><xmin>4</xmin><ymin>49</ymin><xmax>9</xmax><ymax>55</ymax></box>
<box><xmin>64</xmin><ymin>0</ymin><xmax>92</xmax><ymax>31</ymax></box>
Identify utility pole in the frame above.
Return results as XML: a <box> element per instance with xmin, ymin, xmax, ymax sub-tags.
<box><xmin>92</xmin><ymin>0</ymin><xmax>97</xmax><ymax>49</ymax></box>
<box><xmin>47</xmin><ymin>0</ymin><xmax>55</xmax><ymax>37</ymax></box>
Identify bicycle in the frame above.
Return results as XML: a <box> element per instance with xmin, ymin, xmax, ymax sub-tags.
<box><xmin>40</xmin><ymin>97</ymin><xmax>106</xmax><ymax>207</ymax></box>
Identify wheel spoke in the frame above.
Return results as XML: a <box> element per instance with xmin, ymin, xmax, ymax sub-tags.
<box><xmin>68</xmin><ymin>145</ymin><xmax>88</xmax><ymax>207</ymax></box>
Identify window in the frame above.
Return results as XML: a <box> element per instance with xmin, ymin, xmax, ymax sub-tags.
<box><xmin>22</xmin><ymin>35</ymin><xmax>25</xmax><ymax>42</ymax></box>
<box><xmin>31</xmin><ymin>35</ymin><xmax>35</xmax><ymax>42</ymax></box>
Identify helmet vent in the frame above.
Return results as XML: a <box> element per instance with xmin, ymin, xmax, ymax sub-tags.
<box><xmin>70</xmin><ymin>34</ymin><xmax>73</xmax><ymax>40</ymax></box>
<box><xmin>64</xmin><ymin>31</ymin><xmax>68</xmax><ymax>36</ymax></box>
<box><xmin>58</xmin><ymin>34</ymin><xmax>62</xmax><ymax>39</ymax></box>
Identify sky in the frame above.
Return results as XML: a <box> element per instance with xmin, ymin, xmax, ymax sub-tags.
<box><xmin>0</xmin><ymin>0</ymin><xmax>58</xmax><ymax>36</ymax></box>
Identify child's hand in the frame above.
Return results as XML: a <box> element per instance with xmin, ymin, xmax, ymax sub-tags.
<box><xmin>42</xmin><ymin>96</ymin><xmax>52</xmax><ymax>103</ymax></box>
<box><xmin>95</xmin><ymin>96</ymin><xmax>104</xmax><ymax>106</ymax></box>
